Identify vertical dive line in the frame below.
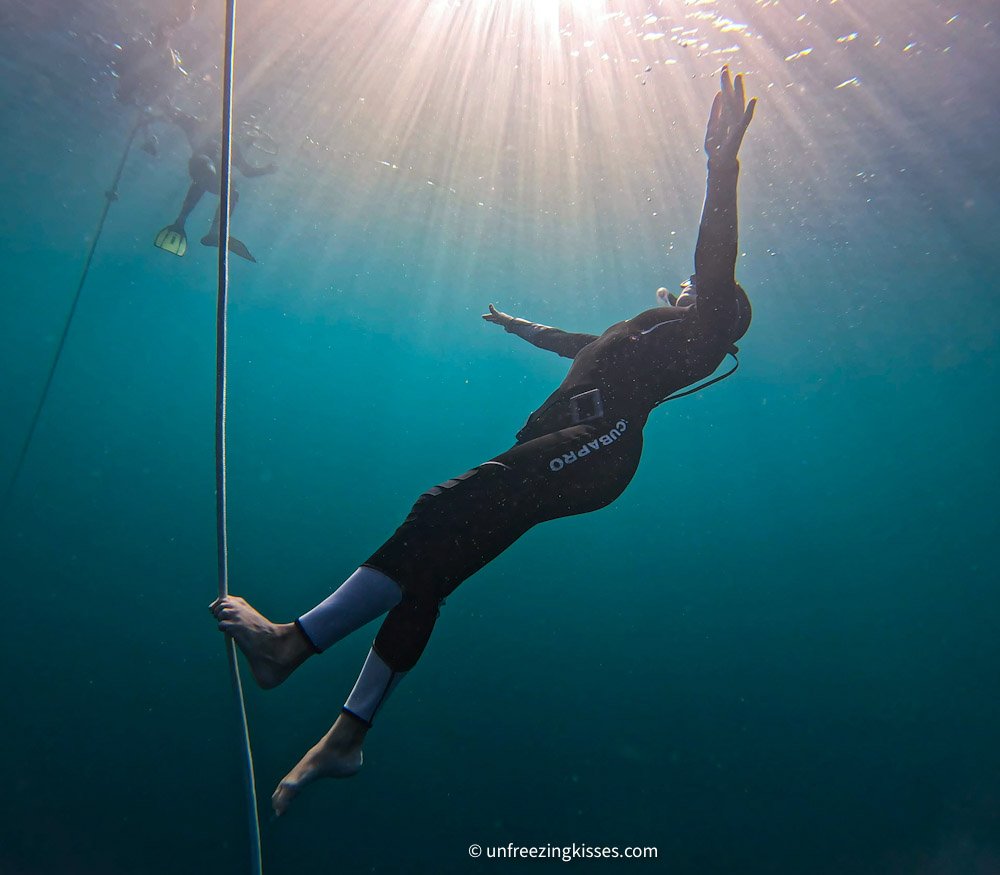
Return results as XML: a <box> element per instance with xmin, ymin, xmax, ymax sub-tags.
<box><xmin>216</xmin><ymin>1</ymin><xmax>263</xmax><ymax>873</ymax></box>
<box><xmin>1</xmin><ymin>121</ymin><xmax>140</xmax><ymax>514</ymax></box>
<box><xmin>216</xmin><ymin>3</ymin><xmax>233</xmax><ymax>600</ymax></box>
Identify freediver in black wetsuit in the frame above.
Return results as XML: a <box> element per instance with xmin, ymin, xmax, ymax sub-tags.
<box><xmin>115</xmin><ymin>7</ymin><xmax>276</xmax><ymax>263</ymax></box>
<box><xmin>210</xmin><ymin>67</ymin><xmax>757</xmax><ymax>815</ymax></box>
<box><xmin>153</xmin><ymin>102</ymin><xmax>277</xmax><ymax>262</ymax></box>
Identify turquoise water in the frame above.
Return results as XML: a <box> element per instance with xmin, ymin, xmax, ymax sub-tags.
<box><xmin>2</xmin><ymin>1</ymin><xmax>998</xmax><ymax>873</ymax></box>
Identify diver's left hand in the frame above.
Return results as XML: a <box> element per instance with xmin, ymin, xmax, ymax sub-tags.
<box><xmin>482</xmin><ymin>303</ymin><xmax>514</xmax><ymax>328</ymax></box>
<box><xmin>704</xmin><ymin>66</ymin><xmax>756</xmax><ymax>165</ymax></box>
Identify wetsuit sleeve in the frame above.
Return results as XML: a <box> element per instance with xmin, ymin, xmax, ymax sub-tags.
<box><xmin>502</xmin><ymin>318</ymin><xmax>598</xmax><ymax>359</ymax></box>
<box><xmin>693</xmin><ymin>156</ymin><xmax>741</xmax><ymax>335</ymax></box>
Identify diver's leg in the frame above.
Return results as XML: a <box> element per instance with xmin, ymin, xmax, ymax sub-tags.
<box><xmin>202</xmin><ymin>187</ymin><xmax>240</xmax><ymax>240</ymax></box>
<box><xmin>296</xmin><ymin>566</ymin><xmax>403</xmax><ymax>651</ymax></box>
<box><xmin>271</xmin><ymin>466</ymin><xmax>522</xmax><ymax>815</ymax></box>
<box><xmin>202</xmin><ymin>189</ymin><xmax>255</xmax><ymax>261</ymax></box>
<box><xmin>170</xmin><ymin>182</ymin><xmax>205</xmax><ymax>229</ymax></box>
<box><xmin>272</xmin><ymin>627</ymin><xmax>424</xmax><ymax>815</ymax></box>
<box><xmin>173</xmin><ymin>153</ymin><xmax>217</xmax><ymax>228</ymax></box>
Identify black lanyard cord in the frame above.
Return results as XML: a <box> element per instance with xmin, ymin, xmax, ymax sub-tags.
<box><xmin>653</xmin><ymin>352</ymin><xmax>740</xmax><ymax>408</ymax></box>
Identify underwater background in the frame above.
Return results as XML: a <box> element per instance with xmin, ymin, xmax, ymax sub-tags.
<box><xmin>1</xmin><ymin>0</ymin><xmax>998</xmax><ymax>872</ymax></box>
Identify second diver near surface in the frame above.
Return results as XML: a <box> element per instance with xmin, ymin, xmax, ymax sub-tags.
<box><xmin>210</xmin><ymin>68</ymin><xmax>757</xmax><ymax>814</ymax></box>
<box><xmin>153</xmin><ymin>102</ymin><xmax>276</xmax><ymax>263</ymax></box>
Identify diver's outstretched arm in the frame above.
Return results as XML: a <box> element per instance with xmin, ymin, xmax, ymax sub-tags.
<box><xmin>693</xmin><ymin>67</ymin><xmax>756</xmax><ymax>335</ymax></box>
<box><xmin>483</xmin><ymin>304</ymin><xmax>597</xmax><ymax>359</ymax></box>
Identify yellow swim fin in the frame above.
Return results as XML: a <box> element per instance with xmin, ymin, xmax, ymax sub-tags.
<box><xmin>154</xmin><ymin>224</ymin><xmax>187</xmax><ymax>257</ymax></box>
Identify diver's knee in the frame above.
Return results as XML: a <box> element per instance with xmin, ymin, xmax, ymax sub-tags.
<box><xmin>373</xmin><ymin>594</ymin><xmax>442</xmax><ymax>673</ymax></box>
<box><xmin>188</xmin><ymin>153</ymin><xmax>217</xmax><ymax>188</ymax></box>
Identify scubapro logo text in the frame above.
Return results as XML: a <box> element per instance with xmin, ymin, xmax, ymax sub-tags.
<box><xmin>548</xmin><ymin>420</ymin><xmax>628</xmax><ymax>472</ymax></box>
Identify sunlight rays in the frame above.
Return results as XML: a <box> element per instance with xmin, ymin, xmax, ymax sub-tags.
<box><xmin>191</xmin><ymin>0</ymin><xmax>985</xmax><ymax>313</ymax></box>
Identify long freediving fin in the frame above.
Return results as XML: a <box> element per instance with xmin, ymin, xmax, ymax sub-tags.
<box><xmin>226</xmin><ymin>236</ymin><xmax>256</xmax><ymax>263</ymax></box>
<box><xmin>201</xmin><ymin>232</ymin><xmax>257</xmax><ymax>263</ymax></box>
<box><xmin>154</xmin><ymin>224</ymin><xmax>187</xmax><ymax>257</ymax></box>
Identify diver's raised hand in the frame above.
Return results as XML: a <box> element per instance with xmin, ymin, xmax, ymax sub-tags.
<box><xmin>704</xmin><ymin>66</ymin><xmax>756</xmax><ymax>165</ymax></box>
<box><xmin>482</xmin><ymin>303</ymin><xmax>514</xmax><ymax>329</ymax></box>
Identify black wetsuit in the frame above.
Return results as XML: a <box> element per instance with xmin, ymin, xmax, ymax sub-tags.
<box><xmin>163</xmin><ymin>106</ymin><xmax>274</xmax><ymax>229</ymax></box>
<box><xmin>365</xmin><ymin>158</ymin><xmax>751</xmax><ymax>673</ymax></box>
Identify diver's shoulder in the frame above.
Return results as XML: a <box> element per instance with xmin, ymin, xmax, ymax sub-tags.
<box><xmin>626</xmin><ymin>305</ymin><xmax>695</xmax><ymax>330</ymax></box>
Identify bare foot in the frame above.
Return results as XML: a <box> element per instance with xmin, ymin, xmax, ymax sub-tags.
<box><xmin>272</xmin><ymin>712</ymin><xmax>368</xmax><ymax>817</ymax></box>
<box><xmin>209</xmin><ymin>595</ymin><xmax>312</xmax><ymax>689</ymax></box>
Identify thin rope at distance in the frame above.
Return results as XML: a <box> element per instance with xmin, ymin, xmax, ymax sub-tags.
<box><xmin>1</xmin><ymin>122</ymin><xmax>140</xmax><ymax>513</ymax></box>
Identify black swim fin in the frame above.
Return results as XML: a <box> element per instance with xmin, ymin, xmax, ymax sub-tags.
<box><xmin>201</xmin><ymin>232</ymin><xmax>257</xmax><ymax>263</ymax></box>
<box><xmin>154</xmin><ymin>223</ymin><xmax>187</xmax><ymax>256</ymax></box>
<box><xmin>226</xmin><ymin>236</ymin><xmax>256</xmax><ymax>263</ymax></box>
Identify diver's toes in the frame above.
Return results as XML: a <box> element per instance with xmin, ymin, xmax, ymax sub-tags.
<box><xmin>272</xmin><ymin>782</ymin><xmax>297</xmax><ymax>817</ymax></box>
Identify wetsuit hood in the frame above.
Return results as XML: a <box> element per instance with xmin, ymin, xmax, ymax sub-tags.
<box><xmin>658</xmin><ymin>275</ymin><xmax>750</xmax><ymax>343</ymax></box>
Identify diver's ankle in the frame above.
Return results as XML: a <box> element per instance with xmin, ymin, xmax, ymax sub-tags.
<box><xmin>327</xmin><ymin>711</ymin><xmax>369</xmax><ymax>751</ymax></box>
<box><xmin>276</xmin><ymin>621</ymin><xmax>314</xmax><ymax>667</ymax></box>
